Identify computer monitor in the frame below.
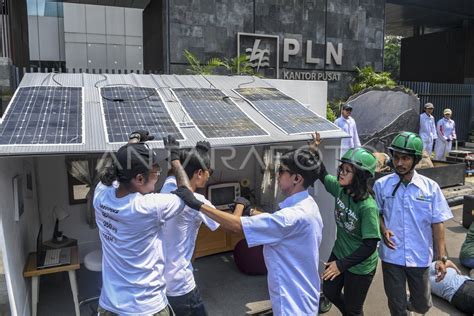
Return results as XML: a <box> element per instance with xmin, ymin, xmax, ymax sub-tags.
<box><xmin>207</xmin><ymin>182</ymin><xmax>241</xmax><ymax>210</ymax></box>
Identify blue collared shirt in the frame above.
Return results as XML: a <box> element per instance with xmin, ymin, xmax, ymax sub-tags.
<box><xmin>241</xmin><ymin>190</ymin><xmax>323</xmax><ymax>316</ymax></box>
<box><xmin>429</xmin><ymin>262</ymin><xmax>471</xmax><ymax>302</ymax></box>
<box><xmin>374</xmin><ymin>171</ymin><xmax>453</xmax><ymax>267</ymax></box>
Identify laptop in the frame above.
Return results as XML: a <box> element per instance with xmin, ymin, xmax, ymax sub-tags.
<box><xmin>36</xmin><ymin>224</ymin><xmax>71</xmax><ymax>269</ymax></box>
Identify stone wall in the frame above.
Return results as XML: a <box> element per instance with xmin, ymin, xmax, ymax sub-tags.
<box><xmin>168</xmin><ymin>0</ymin><xmax>385</xmax><ymax>101</ymax></box>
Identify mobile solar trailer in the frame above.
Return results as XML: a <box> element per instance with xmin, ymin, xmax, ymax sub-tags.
<box><xmin>0</xmin><ymin>73</ymin><xmax>347</xmax><ymax>315</ymax></box>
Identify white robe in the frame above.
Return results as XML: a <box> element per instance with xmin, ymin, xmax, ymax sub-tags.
<box><xmin>434</xmin><ymin>117</ymin><xmax>456</xmax><ymax>160</ymax></box>
<box><xmin>419</xmin><ymin>112</ymin><xmax>437</xmax><ymax>156</ymax></box>
<box><xmin>335</xmin><ymin>115</ymin><xmax>361</xmax><ymax>158</ymax></box>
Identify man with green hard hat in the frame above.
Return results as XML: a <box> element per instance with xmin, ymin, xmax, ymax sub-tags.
<box><xmin>373</xmin><ymin>131</ymin><xmax>453</xmax><ymax>316</ymax></box>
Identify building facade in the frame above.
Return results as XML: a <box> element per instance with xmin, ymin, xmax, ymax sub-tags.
<box><xmin>16</xmin><ymin>0</ymin><xmax>386</xmax><ymax>100</ymax></box>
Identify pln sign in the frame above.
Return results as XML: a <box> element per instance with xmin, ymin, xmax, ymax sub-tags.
<box><xmin>237</xmin><ymin>32</ymin><xmax>343</xmax><ymax>79</ymax></box>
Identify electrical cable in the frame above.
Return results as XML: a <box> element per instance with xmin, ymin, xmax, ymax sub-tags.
<box><xmin>94</xmin><ymin>73</ymin><xmax>108</xmax><ymax>88</ymax></box>
<box><xmin>99</xmin><ymin>83</ymin><xmax>159</xmax><ymax>102</ymax></box>
<box><xmin>237</xmin><ymin>75</ymin><xmax>255</xmax><ymax>88</ymax></box>
<box><xmin>40</xmin><ymin>73</ymin><xmax>53</xmax><ymax>86</ymax></box>
<box><xmin>51</xmin><ymin>73</ymin><xmax>64</xmax><ymax>86</ymax></box>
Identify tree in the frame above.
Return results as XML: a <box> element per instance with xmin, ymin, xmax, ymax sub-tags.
<box><xmin>384</xmin><ymin>35</ymin><xmax>402</xmax><ymax>81</ymax></box>
<box><xmin>350</xmin><ymin>66</ymin><xmax>397</xmax><ymax>94</ymax></box>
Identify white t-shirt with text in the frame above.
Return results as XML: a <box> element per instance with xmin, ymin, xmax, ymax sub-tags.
<box><xmin>93</xmin><ymin>182</ymin><xmax>184</xmax><ymax>315</ymax></box>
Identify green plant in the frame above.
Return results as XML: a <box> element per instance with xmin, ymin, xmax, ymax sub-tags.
<box><xmin>326</xmin><ymin>102</ymin><xmax>337</xmax><ymax>122</ymax></box>
<box><xmin>183</xmin><ymin>49</ymin><xmax>223</xmax><ymax>75</ymax></box>
<box><xmin>384</xmin><ymin>35</ymin><xmax>402</xmax><ymax>81</ymax></box>
<box><xmin>350</xmin><ymin>66</ymin><xmax>397</xmax><ymax>94</ymax></box>
<box><xmin>220</xmin><ymin>55</ymin><xmax>253</xmax><ymax>75</ymax></box>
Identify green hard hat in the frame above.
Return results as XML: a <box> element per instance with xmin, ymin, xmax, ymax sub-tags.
<box><xmin>339</xmin><ymin>147</ymin><xmax>377</xmax><ymax>177</ymax></box>
<box><xmin>388</xmin><ymin>131</ymin><xmax>423</xmax><ymax>158</ymax></box>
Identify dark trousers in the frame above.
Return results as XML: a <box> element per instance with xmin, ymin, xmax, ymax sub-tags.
<box><xmin>167</xmin><ymin>286</ymin><xmax>208</xmax><ymax>316</ymax></box>
<box><xmin>381</xmin><ymin>261</ymin><xmax>432</xmax><ymax>316</ymax></box>
<box><xmin>322</xmin><ymin>253</ymin><xmax>375</xmax><ymax>316</ymax></box>
<box><xmin>451</xmin><ymin>280</ymin><xmax>474</xmax><ymax>314</ymax></box>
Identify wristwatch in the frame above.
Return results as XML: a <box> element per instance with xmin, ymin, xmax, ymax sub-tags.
<box><xmin>438</xmin><ymin>256</ymin><xmax>448</xmax><ymax>264</ymax></box>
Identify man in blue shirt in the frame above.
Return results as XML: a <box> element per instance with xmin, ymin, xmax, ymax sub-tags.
<box><xmin>172</xmin><ymin>148</ymin><xmax>324</xmax><ymax>316</ymax></box>
<box><xmin>374</xmin><ymin>132</ymin><xmax>453</xmax><ymax>316</ymax></box>
<box><xmin>429</xmin><ymin>259</ymin><xmax>474</xmax><ymax>314</ymax></box>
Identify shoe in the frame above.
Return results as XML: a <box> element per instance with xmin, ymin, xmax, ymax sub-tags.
<box><xmin>470</xmin><ymin>269</ymin><xmax>474</xmax><ymax>279</ymax></box>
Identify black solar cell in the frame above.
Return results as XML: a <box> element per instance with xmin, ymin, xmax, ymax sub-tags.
<box><xmin>0</xmin><ymin>86</ymin><xmax>83</xmax><ymax>145</ymax></box>
<box><xmin>101</xmin><ymin>86</ymin><xmax>184</xmax><ymax>143</ymax></box>
<box><xmin>171</xmin><ymin>88</ymin><xmax>268</xmax><ymax>138</ymax></box>
<box><xmin>234</xmin><ymin>87</ymin><xmax>338</xmax><ymax>135</ymax></box>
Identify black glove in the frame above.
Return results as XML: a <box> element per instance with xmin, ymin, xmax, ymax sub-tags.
<box><xmin>234</xmin><ymin>197</ymin><xmax>252</xmax><ymax>216</ymax></box>
<box><xmin>195</xmin><ymin>140</ymin><xmax>211</xmax><ymax>152</ymax></box>
<box><xmin>171</xmin><ymin>186</ymin><xmax>204</xmax><ymax>210</ymax></box>
<box><xmin>129</xmin><ymin>130</ymin><xmax>154</xmax><ymax>142</ymax></box>
<box><xmin>163</xmin><ymin>134</ymin><xmax>180</xmax><ymax>161</ymax></box>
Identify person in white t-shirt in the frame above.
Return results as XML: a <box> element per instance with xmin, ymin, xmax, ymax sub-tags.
<box><xmin>335</xmin><ymin>103</ymin><xmax>361</xmax><ymax>158</ymax></box>
<box><xmin>171</xmin><ymin>148</ymin><xmax>324</xmax><ymax>316</ymax></box>
<box><xmin>93</xmin><ymin>132</ymin><xmax>191</xmax><ymax>316</ymax></box>
<box><xmin>160</xmin><ymin>141</ymin><xmax>219</xmax><ymax>315</ymax></box>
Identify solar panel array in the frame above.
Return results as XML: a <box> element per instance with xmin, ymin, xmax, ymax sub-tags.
<box><xmin>0</xmin><ymin>86</ymin><xmax>83</xmax><ymax>145</ymax></box>
<box><xmin>101</xmin><ymin>86</ymin><xmax>183</xmax><ymax>143</ymax></box>
<box><xmin>234</xmin><ymin>87</ymin><xmax>338</xmax><ymax>135</ymax></box>
<box><xmin>172</xmin><ymin>88</ymin><xmax>268</xmax><ymax>138</ymax></box>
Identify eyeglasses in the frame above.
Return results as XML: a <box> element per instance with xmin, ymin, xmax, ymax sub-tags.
<box><xmin>278</xmin><ymin>166</ymin><xmax>294</xmax><ymax>175</ymax></box>
<box><xmin>337</xmin><ymin>166</ymin><xmax>353</xmax><ymax>175</ymax></box>
<box><xmin>148</xmin><ymin>170</ymin><xmax>161</xmax><ymax>177</ymax></box>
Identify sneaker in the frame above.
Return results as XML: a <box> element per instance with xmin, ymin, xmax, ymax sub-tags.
<box><xmin>470</xmin><ymin>269</ymin><xmax>474</xmax><ymax>279</ymax></box>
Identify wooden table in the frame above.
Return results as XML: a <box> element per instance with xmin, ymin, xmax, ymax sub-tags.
<box><xmin>23</xmin><ymin>246</ymin><xmax>80</xmax><ymax>316</ymax></box>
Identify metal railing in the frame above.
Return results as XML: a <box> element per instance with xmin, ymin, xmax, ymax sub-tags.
<box><xmin>11</xmin><ymin>66</ymin><xmax>162</xmax><ymax>90</ymax></box>
<box><xmin>400</xmin><ymin>81</ymin><xmax>474</xmax><ymax>143</ymax></box>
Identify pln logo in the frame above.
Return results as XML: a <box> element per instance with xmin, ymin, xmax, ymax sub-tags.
<box><xmin>246</xmin><ymin>39</ymin><xmax>270</xmax><ymax>71</ymax></box>
<box><xmin>237</xmin><ymin>32</ymin><xmax>279</xmax><ymax>77</ymax></box>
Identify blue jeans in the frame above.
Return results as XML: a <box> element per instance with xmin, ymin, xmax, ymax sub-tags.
<box><xmin>167</xmin><ymin>287</ymin><xmax>207</xmax><ymax>316</ymax></box>
<box><xmin>460</xmin><ymin>257</ymin><xmax>474</xmax><ymax>269</ymax></box>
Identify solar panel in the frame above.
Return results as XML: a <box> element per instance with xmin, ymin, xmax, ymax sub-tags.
<box><xmin>0</xmin><ymin>86</ymin><xmax>83</xmax><ymax>145</ymax></box>
<box><xmin>100</xmin><ymin>86</ymin><xmax>184</xmax><ymax>143</ymax></box>
<box><xmin>234</xmin><ymin>87</ymin><xmax>338</xmax><ymax>135</ymax></box>
<box><xmin>171</xmin><ymin>88</ymin><xmax>268</xmax><ymax>138</ymax></box>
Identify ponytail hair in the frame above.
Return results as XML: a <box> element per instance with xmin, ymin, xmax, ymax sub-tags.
<box><xmin>97</xmin><ymin>159</ymin><xmax>118</xmax><ymax>186</ymax></box>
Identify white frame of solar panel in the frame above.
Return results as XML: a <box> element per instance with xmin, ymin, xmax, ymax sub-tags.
<box><xmin>170</xmin><ymin>88</ymin><xmax>270</xmax><ymax>140</ymax></box>
<box><xmin>233</xmin><ymin>87</ymin><xmax>340</xmax><ymax>135</ymax></box>
<box><xmin>99</xmin><ymin>86</ymin><xmax>186</xmax><ymax>144</ymax></box>
<box><xmin>0</xmin><ymin>85</ymin><xmax>85</xmax><ymax>146</ymax></box>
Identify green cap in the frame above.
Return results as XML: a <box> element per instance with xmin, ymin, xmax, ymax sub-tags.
<box><xmin>339</xmin><ymin>147</ymin><xmax>377</xmax><ymax>177</ymax></box>
<box><xmin>388</xmin><ymin>132</ymin><xmax>423</xmax><ymax>158</ymax></box>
